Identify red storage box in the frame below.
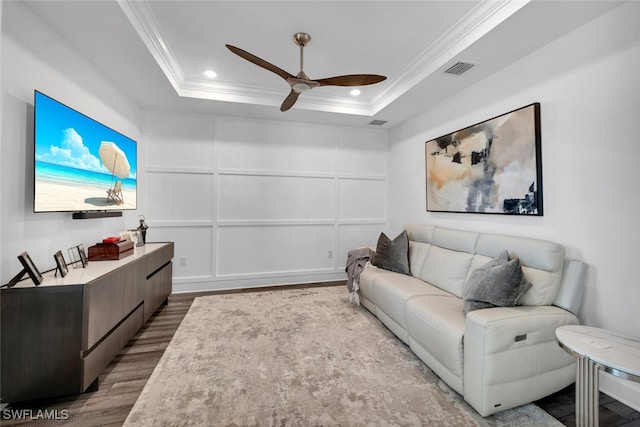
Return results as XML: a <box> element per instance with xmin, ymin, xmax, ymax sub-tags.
<box><xmin>88</xmin><ymin>240</ymin><xmax>134</xmax><ymax>261</ymax></box>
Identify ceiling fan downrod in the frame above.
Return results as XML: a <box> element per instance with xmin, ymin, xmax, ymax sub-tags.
<box><xmin>293</xmin><ymin>32</ymin><xmax>312</xmax><ymax>90</ymax></box>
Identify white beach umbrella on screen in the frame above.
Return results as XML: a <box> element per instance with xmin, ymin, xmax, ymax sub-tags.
<box><xmin>99</xmin><ymin>141</ymin><xmax>130</xmax><ymax>179</ymax></box>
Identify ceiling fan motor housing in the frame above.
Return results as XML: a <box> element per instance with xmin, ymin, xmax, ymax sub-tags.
<box><xmin>292</xmin><ymin>82</ymin><xmax>311</xmax><ymax>93</ymax></box>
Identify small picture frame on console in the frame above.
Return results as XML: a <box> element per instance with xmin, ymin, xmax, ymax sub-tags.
<box><xmin>54</xmin><ymin>250</ymin><xmax>68</xmax><ymax>277</ymax></box>
<box><xmin>17</xmin><ymin>252</ymin><xmax>43</xmax><ymax>286</ymax></box>
<box><xmin>78</xmin><ymin>244</ymin><xmax>88</xmax><ymax>267</ymax></box>
<box><xmin>68</xmin><ymin>244</ymin><xmax>88</xmax><ymax>268</ymax></box>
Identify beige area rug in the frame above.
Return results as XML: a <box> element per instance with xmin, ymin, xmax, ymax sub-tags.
<box><xmin>124</xmin><ymin>287</ymin><xmax>562</xmax><ymax>426</ymax></box>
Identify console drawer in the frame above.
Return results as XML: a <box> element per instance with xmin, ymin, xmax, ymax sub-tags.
<box><xmin>82</xmin><ymin>304</ymin><xmax>144</xmax><ymax>390</ymax></box>
<box><xmin>146</xmin><ymin>242</ymin><xmax>174</xmax><ymax>276</ymax></box>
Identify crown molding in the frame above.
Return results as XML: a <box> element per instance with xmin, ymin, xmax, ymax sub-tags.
<box><xmin>180</xmin><ymin>78</ymin><xmax>374</xmax><ymax>115</ymax></box>
<box><xmin>117</xmin><ymin>0</ymin><xmax>184</xmax><ymax>92</ymax></box>
<box><xmin>370</xmin><ymin>0</ymin><xmax>531</xmax><ymax>114</ymax></box>
<box><xmin>118</xmin><ymin>0</ymin><xmax>529</xmax><ymax>116</ymax></box>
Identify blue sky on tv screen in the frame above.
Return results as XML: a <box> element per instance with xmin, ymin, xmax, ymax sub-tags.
<box><xmin>34</xmin><ymin>91</ymin><xmax>137</xmax><ymax>179</ymax></box>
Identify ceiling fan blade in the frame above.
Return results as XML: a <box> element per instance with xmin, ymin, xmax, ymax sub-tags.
<box><xmin>226</xmin><ymin>44</ymin><xmax>293</xmax><ymax>81</ymax></box>
<box><xmin>315</xmin><ymin>74</ymin><xmax>387</xmax><ymax>87</ymax></box>
<box><xmin>280</xmin><ymin>90</ymin><xmax>300</xmax><ymax>112</ymax></box>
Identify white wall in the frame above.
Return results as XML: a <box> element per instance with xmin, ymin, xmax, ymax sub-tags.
<box><xmin>388</xmin><ymin>2</ymin><xmax>640</xmax><ymax>407</ymax></box>
<box><xmin>142</xmin><ymin>111</ymin><xmax>387</xmax><ymax>292</ymax></box>
<box><xmin>1</xmin><ymin>0</ymin><xmax>4</xmax><ymax>283</ymax></box>
<box><xmin>0</xmin><ymin>2</ymin><xmax>142</xmax><ymax>283</ymax></box>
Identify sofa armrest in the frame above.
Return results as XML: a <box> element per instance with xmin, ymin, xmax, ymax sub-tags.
<box><xmin>463</xmin><ymin>305</ymin><xmax>578</xmax><ymax>416</ymax></box>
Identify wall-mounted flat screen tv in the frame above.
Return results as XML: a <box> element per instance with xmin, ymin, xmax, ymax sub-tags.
<box><xmin>34</xmin><ymin>90</ymin><xmax>137</xmax><ymax>213</ymax></box>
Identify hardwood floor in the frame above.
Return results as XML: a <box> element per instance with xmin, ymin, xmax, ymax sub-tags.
<box><xmin>2</xmin><ymin>282</ymin><xmax>638</xmax><ymax>426</ymax></box>
<box><xmin>536</xmin><ymin>386</ymin><xmax>640</xmax><ymax>426</ymax></box>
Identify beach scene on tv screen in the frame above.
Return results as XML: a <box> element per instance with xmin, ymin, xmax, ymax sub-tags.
<box><xmin>34</xmin><ymin>92</ymin><xmax>137</xmax><ymax>212</ymax></box>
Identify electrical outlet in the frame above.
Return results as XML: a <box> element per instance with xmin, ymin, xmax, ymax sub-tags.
<box><xmin>328</xmin><ymin>250</ymin><xmax>333</xmax><ymax>259</ymax></box>
<box><xmin>179</xmin><ymin>256</ymin><xmax>187</xmax><ymax>267</ymax></box>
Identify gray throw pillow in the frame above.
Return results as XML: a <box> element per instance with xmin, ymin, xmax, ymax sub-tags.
<box><xmin>372</xmin><ymin>231</ymin><xmax>411</xmax><ymax>275</ymax></box>
<box><xmin>463</xmin><ymin>251</ymin><xmax>532</xmax><ymax>314</ymax></box>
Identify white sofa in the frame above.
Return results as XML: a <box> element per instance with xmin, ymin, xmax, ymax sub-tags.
<box><xmin>358</xmin><ymin>224</ymin><xmax>587</xmax><ymax>416</ymax></box>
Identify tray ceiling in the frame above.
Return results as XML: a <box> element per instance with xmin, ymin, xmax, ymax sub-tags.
<box><xmin>20</xmin><ymin>0</ymin><xmax>625</xmax><ymax>127</ymax></box>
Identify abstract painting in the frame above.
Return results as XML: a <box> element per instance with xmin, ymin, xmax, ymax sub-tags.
<box><xmin>425</xmin><ymin>103</ymin><xmax>542</xmax><ymax>215</ymax></box>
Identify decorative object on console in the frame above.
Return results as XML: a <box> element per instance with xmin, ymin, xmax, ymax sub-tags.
<box><xmin>128</xmin><ymin>215</ymin><xmax>148</xmax><ymax>247</ymax></box>
<box><xmin>462</xmin><ymin>250</ymin><xmax>532</xmax><ymax>313</ymax></box>
<box><xmin>68</xmin><ymin>245</ymin><xmax>82</xmax><ymax>268</ymax></box>
<box><xmin>137</xmin><ymin>215</ymin><xmax>148</xmax><ymax>245</ymax></box>
<box><xmin>53</xmin><ymin>250</ymin><xmax>68</xmax><ymax>278</ymax></box>
<box><xmin>6</xmin><ymin>252</ymin><xmax>44</xmax><ymax>287</ymax></box>
<box><xmin>371</xmin><ymin>230</ymin><xmax>410</xmax><ymax>275</ymax></box>
<box><xmin>68</xmin><ymin>244</ymin><xmax>89</xmax><ymax>268</ymax></box>
<box><xmin>88</xmin><ymin>240</ymin><xmax>134</xmax><ymax>261</ymax></box>
<box><xmin>425</xmin><ymin>103</ymin><xmax>542</xmax><ymax>215</ymax></box>
<box><xmin>78</xmin><ymin>244</ymin><xmax>88</xmax><ymax>267</ymax></box>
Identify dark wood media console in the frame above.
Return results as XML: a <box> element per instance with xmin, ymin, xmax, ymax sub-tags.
<box><xmin>1</xmin><ymin>242</ymin><xmax>174</xmax><ymax>403</ymax></box>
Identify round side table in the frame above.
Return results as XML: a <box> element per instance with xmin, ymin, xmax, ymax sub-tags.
<box><xmin>556</xmin><ymin>325</ymin><xmax>640</xmax><ymax>427</ymax></box>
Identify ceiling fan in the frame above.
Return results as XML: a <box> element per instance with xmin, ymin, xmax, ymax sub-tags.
<box><xmin>226</xmin><ymin>32</ymin><xmax>387</xmax><ymax>112</ymax></box>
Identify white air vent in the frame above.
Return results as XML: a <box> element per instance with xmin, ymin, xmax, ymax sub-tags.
<box><xmin>369</xmin><ymin>119</ymin><xmax>387</xmax><ymax>126</ymax></box>
<box><xmin>444</xmin><ymin>62</ymin><xmax>475</xmax><ymax>75</ymax></box>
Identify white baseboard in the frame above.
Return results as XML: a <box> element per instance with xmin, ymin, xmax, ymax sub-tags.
<box><xmin>600</xmin><ymin>371</ymin><xmax>640</xmax><ymax>412</ymax></box>
<box><xmin>171</xmin><ymin>272</ymin><xmax>346</xmax><ymax>294</ymax></box>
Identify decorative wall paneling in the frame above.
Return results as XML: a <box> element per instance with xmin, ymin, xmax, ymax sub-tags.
<box><xmin>142</xmin><ymin>113</ymin><xmax>388</xmax><ymax>292</ymax></box>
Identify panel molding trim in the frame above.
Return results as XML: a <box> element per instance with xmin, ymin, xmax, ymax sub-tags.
<box><xmin>215</xmin><ymin>268</ymin><xmax>338</xmax><ymax>280</ymax></box>
<box><xmin>147</xmin><ymin>166</ymin><xmax>215</xmax><ymax>175</ymax></box>
<box><xmin>338</xmin><ymin>174</ymin><xmax>386</xmax><ymax>181</ymax></box>
<box><xmin>217</xmin><ymin>220</ymin><xmax>336</xmax><ymax>227</ymax></box>
<box><xmin>149</xmin><ymin>221</ymin><xmax>215</xmax><ymax>228</ymax></box>
<box><xmin>218</xmin><ymin>168</ymin><xmax>336</xmax><ymax>179</ymax></box>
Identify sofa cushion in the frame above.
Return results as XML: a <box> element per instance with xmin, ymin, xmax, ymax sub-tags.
<box><xmin>372</xmin><ymin>231</ymin><xmax>410</xmax><ymax>275</ymax></box>
<box><xmin>405</xmin><ymin>224</ymin><xmax>436</xmax><ymax>245</ymax></box>
<box><xmin>419</xmin><ymin>246</ymin><xmax>474</xmax><ymax>298</ymax></box>
<box><xmin>409</xmin><ymin>241</ymin><xmax>431</xmax><ymax>280</ymax></box>
<box><xmin>462</xmin><ymin>251</ymin><xmax>532</xmax><ymax>314</ymax></box>
<box><xmin>431</xmin><ymin>227</ymin><xmax>479</xmax><ymax>253</ymax></box>
<box><xmin>372</xmin><ymin>270</ymin><xmax>451</xmax><ymax>331</ymax></box>
<box><xmin>358</xmin><ymin>266</ymin><xmax>397</xmax><ymax>305</ymax></box>
<box><xmin>406</xmin><ymin>295</ymin><xmax>466</xmax><ymax>381</ymax></box>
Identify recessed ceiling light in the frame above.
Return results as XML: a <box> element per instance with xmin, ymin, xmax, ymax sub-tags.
<box><xmin>204</xmin><ymin>70</ymin><xmax>218</xmax><ymax>78</ymax></box>
<box><xmin>350</xmin><ymin>89</ymin><xmax>361</xmax><ymax>96</ymax></box>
